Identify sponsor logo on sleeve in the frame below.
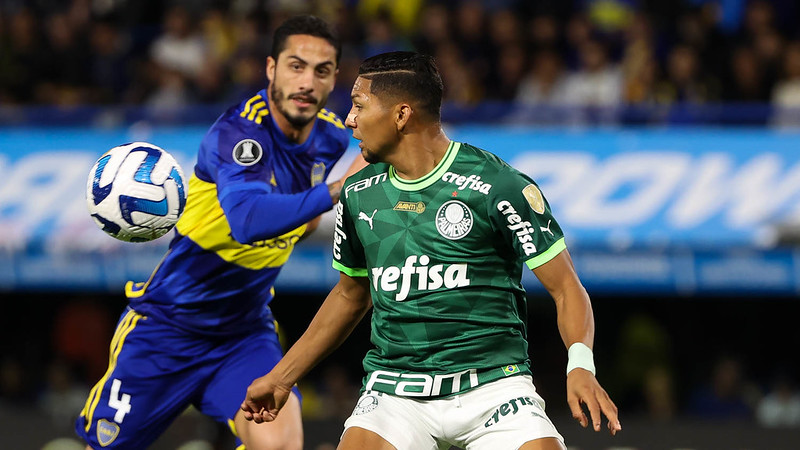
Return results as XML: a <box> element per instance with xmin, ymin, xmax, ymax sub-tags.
<box><xmin>333</xmin><ymin>202</ymin><xmax>347</xmax><ymax>260</ymax></box>
<box><xmin>497</xmin><ymin>200</ymin><xmax>537</xmax><ymax>256</ymax></box>
<box><xmin>522</xmin><ymin>184</ymin><xmax>545</xmax><ymax>214</ymax></box>
<box><xmin>435</xmin><ymin>200</ymin><xmax>473</xmax><ymax>240</ymax></box>
<box><xmin>232</xmin><ymin>139</ymin><xmax>263</xmax><ymax>166</ymax></box>
<box><xmin>344</xmin><ymin>173</ymin><xmax>388</xmax><ymax>198</ymax></box>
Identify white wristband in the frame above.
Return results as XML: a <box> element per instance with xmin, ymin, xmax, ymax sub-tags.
<box><xmin>566</xmin><ymin>342</ymin><xmax>596</xmax><ymax>376</ymax></box>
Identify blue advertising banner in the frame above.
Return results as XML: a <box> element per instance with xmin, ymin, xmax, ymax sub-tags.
<box><xmin>1</xmin><ymin>125</ymin><xmax>799</xmax><ymax>294</ymax></box>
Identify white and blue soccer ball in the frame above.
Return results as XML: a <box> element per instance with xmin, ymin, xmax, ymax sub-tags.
<box><xmin>86</xmin><ymin>142</ymin><xmax>187</xmax><ymax>242</ymax></box>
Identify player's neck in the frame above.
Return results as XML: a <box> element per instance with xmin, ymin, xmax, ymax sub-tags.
<box><xmin>390</xmin><ymin>128</ymin><xmax>450</xmax><ymax>181</ymax></box>
<box><xmin>267</xmin><ymin>98</ymin><xmax>314</xmax><ymax>144</ymax></box>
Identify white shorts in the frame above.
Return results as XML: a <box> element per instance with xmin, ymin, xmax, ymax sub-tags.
<box><xmin>342</xmin><ymin>375</ymin><xmax>564</xmax><ymax>450</ymax></box>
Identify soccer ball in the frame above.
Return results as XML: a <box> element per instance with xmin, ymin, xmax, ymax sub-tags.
<box><xmin>86</xmin><ymin>142</ymin><xmax>187</xmax><ymax>242</ymax></box>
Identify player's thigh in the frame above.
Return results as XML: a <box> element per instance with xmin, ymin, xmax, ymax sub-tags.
<box><xmin>518</xmin><ymin>437</ymin><xmax>567</xmax><ymax>450</ymax></box>
<box><xmin>233</xmin><ymin>391</ymin><xmax>303</xmax><ymax>450</ymax></box>
<box><xmin>76</xmin><ymin>310</ymin><xmax>202</xmax><ymax>449</ymax></box>
<box><xmin>461</xmin><ymin>376</ymin><xmax>564</xmax><ymax>450</ymax></box>
<box><xmin>338</xmin><ymin>426</ymin><xmax>398</xmax><ymax>450</ymax></box>
<box><xmin>340</xmin><ymin>391</ymin><xmax>442</xmax><ymax>450</ymax></box>
<box><xmin>198</xmin><ymin>324</ymin><xmax>302</xmax><ymax>447</ymax></box>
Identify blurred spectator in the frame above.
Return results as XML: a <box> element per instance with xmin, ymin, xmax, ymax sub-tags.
<box><xmin>488</xmin><ymin>42</ymin><xmax>528</xmax><ymax>100</ymax></box>
<box><xmin>434</xmin><ymin>41</ymin><xmax>483</xmax><ymax>105</ymax></box>
<box><xmin>356</xmin><ymin>0</ymin><xmax>424</xmax><ymax>35</ymax></box>
<box><xmin>611</xmin><ymin>314</ymin><xmax>675</xmax><ymax>420</ymax></box>
<box><xmin>655</xmin><ymin>44</ymin><xmax>721</xmax><ymax>104</ymax></box>
<box><xmin>37</xmin><ymin>360</ymin><xmax>89</xmax><ymax>434</ymax></box>
<box><xmin>563</xmin><ymin>38</ymin><xmax>623</xmax><ymax>106</ymax></box>
<box><xmin>563</xmin><ymin>12</ymin><xmax>594</xmax><ymax>69</ymax></box>
<box><xmin>2</xmin><ymin>7</ymin><xmax>46</xmax><ymax>103</ymax></box>
<box><xmin>487</xmin><ymin>7</ymin><xmax>523</xmax><ymax>49</ymax></box>
<box><xmin>516</xmin><ymin>48</ymin><xmax>570</xmax><ymax>106</ymax></box>
<box><xmin>642</xmin><ymin>365</ymin><xmax>677</xmax><ymax>421</ymax></box>
<box><xmin>88</xmin><ymin>19</ymin><xmax>133</xmax><ymax>103</ymax></box>
<box><xmin>724</xmin><ymin>45</ymin><xmax>770</xmax><ymax>102</ymax></box>
<box><xmin>620</xmin><ymin>13</ymin><xmax>658</xmax><ymax>104</ymax></box>
<box><xmin>1</xmin><ymin>0</ymin><xmax>800</xmax><ymax>116</ymax></box>
<box><xmin>411</xmin><ymin>2</ymin><xmax>451</xmax><ymax>56</ymax></box>
<box><xmin>526</xmin><ymin>14</ymin><xmax>562</xmax><ymax>52</ymax></box>
<box><xmin>0</xmin><ymin>357</ymin><xmax>29</xmax><ymax>407</ymax></box>
<box><xmin>38</xmin><ymin>11</ymin><xmax>91</xmax><ymax>105</ymax></box>
<box><xmin>360</xmin><ymin>9</ymin><xmax>411</xmax><ymax>58</ymax></box>
<box><xmin>674</xmin><ymin>4</ymin><xmax>728</xmax><ymax>84</ymax></box>
<box><xmin>453</xmin><ymin>0</ymin><xmax>492</xmax><ymax>88</ymax></box>
<box><xmin>149</xmin><ymin>5</ymin><xmax>208</xmax><ymax>86</ymax></box>
<box><xmin>687</xmin><ymin>355</ymin><xmax>757</xmax><ymax>420</ymax></box>
<box><xmin>771</xmin><ymin>40</ymin><xmax>800</xmax><ymax>127</ymax></box>
<box><xmin>756</xmin><ymin>371</ymin><xmax>800</xmax><ymax>428</ymax></box>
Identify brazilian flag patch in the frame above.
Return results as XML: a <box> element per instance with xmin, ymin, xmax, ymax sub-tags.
<box><xmin>502</xmin><ymin>364</ymin><xmax>520</xmax><ymax>376</ymax></box>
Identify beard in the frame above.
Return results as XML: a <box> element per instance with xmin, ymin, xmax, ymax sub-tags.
<box><xmin>270</xmin><ymin>82</ymin><xmax>322</xmax><ymax>128</ymax></box>
<box><xmin>361</xmin><ymin>147</ymin><xmax>380</xmax><ymax>164</ymax></box>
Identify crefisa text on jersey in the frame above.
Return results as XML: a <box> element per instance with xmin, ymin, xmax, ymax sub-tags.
<box><xmin>333</xmin><ymin>201</ymin><xmax>348</xmax><ymax>259</ymax></box>
<box><xmin>496</xmin><ymin>200</ymin><xmax>537</xmax><ymax>256</ymax></box>
<box><xmin>441</xmin><ymin>172</ymin><xmax>492</xmax><ymax>194</ymax></box>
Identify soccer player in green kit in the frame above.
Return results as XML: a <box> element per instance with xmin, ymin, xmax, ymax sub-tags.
<box><xmin>241</xmin><ymin>51</ymin><xmax>621</xmax><ymax>450</ymax></box>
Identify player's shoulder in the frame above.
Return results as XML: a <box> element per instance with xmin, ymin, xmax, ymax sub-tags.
<box><xmin>453</xmin><ymin>141</ymin><xmax>533</xmax><ymax>190</ymax></box>
<box><xmin>454</xmin><ymin>142</ymin><xmax>515</xmax><ymax>176</ymax></box>
<box><xmin>315</xmin><ymin>107</ymin><xmax>350</xmax><ymax>148</ymax></box>
<box><xmin>232</xmin><ymin>90</ymin><xmax>271</xmax><ymax>126</ymax></box>
<box><xmin>341</xmin><ymin>161</ymin><xmax>390</xmax><ymax>200</ymax></box>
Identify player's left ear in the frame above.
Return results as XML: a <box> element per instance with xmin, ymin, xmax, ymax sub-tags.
<box><xmin>395</xmin><ymin>104</ymin><xmax>412</xmax><ymax>132</ymax></box>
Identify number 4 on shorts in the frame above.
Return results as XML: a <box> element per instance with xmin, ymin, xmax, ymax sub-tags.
<box><xmin>108</xmin><ymin>378</ymin><xmax>132</xmax><ymax>423</ymax></box>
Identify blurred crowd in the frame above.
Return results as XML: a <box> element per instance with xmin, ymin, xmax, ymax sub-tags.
<box><xmin>3</xmin><ymin>0</ymin><xmax>800</xmax><ymax>124</ymax></box>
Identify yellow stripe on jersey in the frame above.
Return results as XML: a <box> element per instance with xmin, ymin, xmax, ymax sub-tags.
<box><xmin>125</xmin><ymin>250</ymin><xmax>171</xmax><ymax>298</ymax></box>
<box><xmin>175</xmin><ymin>174</ymin><xmax>307</xmax><ymax>270</ymax></box>
<box><xmin>256</xmin><ymin>107</ymin><xmax>270</xmax><ymax>124</ymax></box>
<box><xmin>240</xmin><ymin>94</ymin><xmax>262</xmax><ymax>119</ymax></box>
<box><xmin>317</xmin><ymin>108</ymin><xmax>345</xmax><ymax>129</ymax></box>
<box><xmin>81</xmin><ymin>310</ymin><xmax>143</xmax><ymax>432</ymax></box>
<box><xmin>248</xmin><ymin>101</ymin><xmax>267</xmax><ymax>121</ymax></box>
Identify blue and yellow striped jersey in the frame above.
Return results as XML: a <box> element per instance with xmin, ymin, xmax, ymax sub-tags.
<box><xmin>126</xmin><ymin>89</ymin><xmax>349</xmax><ymax>335</ymax></box>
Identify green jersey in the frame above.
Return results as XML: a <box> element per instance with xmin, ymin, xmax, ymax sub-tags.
<box><xmin>333</xmin><ymin>141</ymin><xmax>566</xmax><ymax>398</ymax></box>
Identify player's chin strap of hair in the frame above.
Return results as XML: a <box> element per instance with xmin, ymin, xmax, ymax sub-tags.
<box><xmin>566</xmin><ymin>342</ymin><xmax>596</xmax><ymax>376</ymax></box>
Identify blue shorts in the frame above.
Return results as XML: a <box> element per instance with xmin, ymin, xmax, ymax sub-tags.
<box><xmin>75</xmin><ymin>307</ymin><xmax>300</xmax><ymax>449</ymax></box>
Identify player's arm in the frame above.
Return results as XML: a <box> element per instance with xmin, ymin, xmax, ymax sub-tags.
<box><xmin>220</xmin><ymin>179</ymin><xmax>342</xmax><ymax>244</ymax></box>
<box><xmin>241</xmin><ymin>272</ymin><xmax>371</xmax><ymax>423</ymax></box>
<box><xmin>298</xmin><ymin>153</ymin><xmax>367</xmax><ymax>241</ymax></box>
<box><xmin>532</xmin><ymin>249</ymin><xmax>622</xmax><ymax>436</ymax></box>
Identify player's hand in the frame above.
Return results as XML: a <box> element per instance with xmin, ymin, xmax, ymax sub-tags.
<box><xmin>240</xmin><ymin>373</ymin><xmax>293</xmax><ymax>424</ymax></box>
<box><xmin>328</xmin><ymin>178</ymin><xmax>343</xmax><ymax>204</ymax></box>
<box><xmin>566</xmin><ymin>368</ymin><xmax>622</xmax><ymax>436</ymax></box>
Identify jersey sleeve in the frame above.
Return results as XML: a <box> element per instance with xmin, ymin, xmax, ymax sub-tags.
<box><xmin>200</xmin><ymin>120</ymin><xmax>334</xmax><ymax>243</ymax></box>
<box><xmin>488</xmin><ymin>167</ymin><xmax>566</xmax><ymax>270</ymax></box>
<box><xmin>331</xmin><ymin>187</ymin><xmax>368</xmax><ymax>277</ymax></box>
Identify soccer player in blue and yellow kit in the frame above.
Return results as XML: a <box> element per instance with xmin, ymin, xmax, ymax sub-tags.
<box><xmin>76</xmin><ymin>15</ymin><xmax>361</xmax><ymax>450</ymax></box>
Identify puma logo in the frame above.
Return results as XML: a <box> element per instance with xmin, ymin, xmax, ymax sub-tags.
<box><xmin>540</xmin><ymin>220</ymin><xmax>554</xmax><ymax>236</ymax></box>
<box><xmin>358</xmin><ymin>209</ymin><xmax>377</xmax><ymax>230</ymax></box>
